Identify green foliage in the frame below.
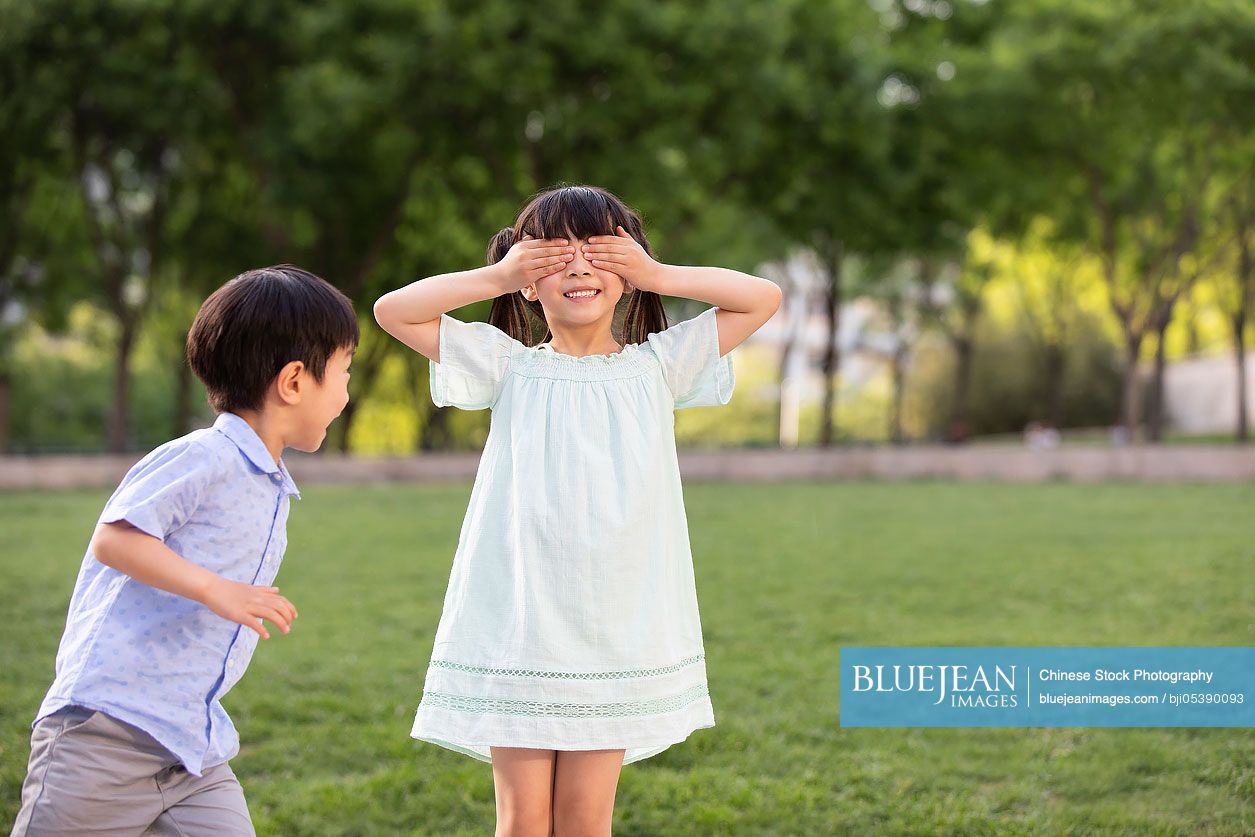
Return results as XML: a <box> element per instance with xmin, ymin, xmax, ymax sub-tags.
<box><xmin>7</xmin><ymin>302</ymin><xmax>213</xmax><ymax>453</ymax></box>
<box><xmin>2</xmin><ymin>0</ymin><xmax>1253</xmax><ymax>451</ymax></box>
<box><xmin>911</xmin><ymin>308</ymin><xmax>1124</xmax><ymax>439</ymax></box>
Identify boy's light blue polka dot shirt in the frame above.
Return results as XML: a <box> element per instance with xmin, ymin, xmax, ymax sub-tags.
<box><xmin>34</xmin><ymin>411</ymin><xmax>301</xmax><ymax>777</ymax></box>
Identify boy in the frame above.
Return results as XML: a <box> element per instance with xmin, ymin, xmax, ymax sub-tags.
<box><xmin>10</xmin><ymin>266</ymin><xmax>357</xmax><ymax>836</ymax></box>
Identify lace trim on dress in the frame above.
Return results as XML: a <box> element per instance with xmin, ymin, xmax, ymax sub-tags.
<box><xmin>418</xmin><ymin>682</ymin><xmax>709</xmax><ymax>718</ymax></box>
<box><xmin>427</xmin><ymin>653</ymin><xmax>705</xmax><ymax>680</ymax></box>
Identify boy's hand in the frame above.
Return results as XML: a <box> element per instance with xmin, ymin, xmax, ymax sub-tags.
<box><xmin>582</xmin><ymin>225</ymin><xmax>666</xmax><ymax>292</ymax></box>
<box><xmin>492</xmin><ymin>234</ymin><xmax>575</xmax><ymax>292</ymax></box>
<box><xmin>202</xmin><ymin>577</ymin><xmax>298</xmax><ymax>640</ymax></box>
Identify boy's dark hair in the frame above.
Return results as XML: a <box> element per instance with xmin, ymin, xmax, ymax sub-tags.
<box><xmin>486</xmin><ymin>184</ymin><xmax>668</xmax><ymax>346</ymax></box>
<box><xmin>187</xmin><ymin>265</ymin><xmax>359</xmax><ymax>413</ymax></box>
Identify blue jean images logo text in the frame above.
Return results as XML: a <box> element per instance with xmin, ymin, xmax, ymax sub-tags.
<box><xmin>840</xmin><ymin>647</ymin><xmax>1252</xmax><ymax>727</ymax></box>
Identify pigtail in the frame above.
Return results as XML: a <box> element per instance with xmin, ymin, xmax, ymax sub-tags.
<box><xmin>485</xmin><ymin>226</ymin><xmax>548</xmax><ymax>346</ymax></box>
<box><xmin>486</xmin><ymin>227</ymin><xmax>515</xmax><ymax>266</ymax></box>
<box><xmin>620</xmin><ymin>280</ymin><xmax>668</xmax><ymax>346</ymax></box>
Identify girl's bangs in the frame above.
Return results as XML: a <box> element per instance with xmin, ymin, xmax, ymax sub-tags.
<box><xmin>520</xmin><ymin>187</ymin><xmax>625</xmax><ymax>242</ymax></box>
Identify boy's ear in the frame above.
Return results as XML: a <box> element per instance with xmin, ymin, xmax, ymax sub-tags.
<box><xmin>276</xmin><ymin>360</ymin><xmax>306</xmax><ymax>405</ymax></box>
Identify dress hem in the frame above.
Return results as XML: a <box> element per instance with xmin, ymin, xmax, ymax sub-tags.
<box><xmin>410</xmin><ymin>720</ymin><xmax>715</xmax><ymax>766</ymax></box>
<box><xmin>410</xmin><ymin>694</ymin><xmax>716</xmax><ymax>766</ymax></box>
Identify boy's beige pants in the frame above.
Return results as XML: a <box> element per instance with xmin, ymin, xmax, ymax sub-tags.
<box><xmin>10</xmin><ymin>705</ymin><xmax>254</xmax><ymax>836</ymax></box>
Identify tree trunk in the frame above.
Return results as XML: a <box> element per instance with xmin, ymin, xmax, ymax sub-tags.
<box><xmin>417</xmin><ymin>348</ymin><xmax>453</xmax><ymax>451</ymax></box>
<box><xmin>336</xmin><ymin>399</ymin><xmax>360</xmax><ymax>454</ymax></box>
<box><xmin>818</xmin><ymin>240</ymin><xmax>843</xmax><ymax>448</ymax></box>
<box><xmin>109</xmin><ymin>319</ymin><xmax>137</xmax><ymax>453</ymax></box>
<box><xmin>174</xmin><ymin>330</ymin><xmax>193</xmax><ymax>437</ymax></box>
<box><xmin>335</xmin><ymin>338</ymin><xmax>389</xmax><ymax>454</ymax></box>
<box><xmin>1235</xmin><ymin>312</ymin><xmax>1249</xmax><ymax>444</ymax></box>
<box><xmin>945</xmin><ymin>336</ymin><xmax>973</xmax><ymax>444</ymax></box>
<box><xmin>409</xmin><ymin>353</ymin><xmax>444</xmax><ymax>453</ymax></box>
<box><xmin>421</xmin><ymin>408</ymin><xmax>451</xmax><ymax>451</ymax></box>
<box><xmin>1147</xmin><ymin>321</ymin><xmax>1169</xmax><ymax>442</ymax></box>
<box><xmin>1234</xmin><ymin>201</ymin><xmax>1251</xmax><ymax>444</ymax></box>
<box><xmin>1043</xmin><ymin>343</ymin><xmax>1066</xmax><ymax>429</ymax></box>
<box><xmin>774</xmin><ymin>323</ymin><xmax>794</xmax><ymax>449</ymax></box>
<box><xmin>890</xmin><ymin>343</ymin><xmax>906</xmax><ymax>445</ymax></box>
<box><xmin>1120</xmin><ymin>334</ymin><xmax>1145</xmax><ymax>443</ymax></box>
<box><xmin>0</xmin><ymin>369</ymin><xmax>10</xmax><ymax>455</ymax></box>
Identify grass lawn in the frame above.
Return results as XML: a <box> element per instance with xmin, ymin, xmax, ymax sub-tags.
<box><xmin>1</xmin><ymin>480</ymin><xmax>1252</xmax><ymax>835</ymax></box>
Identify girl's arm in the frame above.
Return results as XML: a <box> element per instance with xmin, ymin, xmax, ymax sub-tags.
<box><xmin>373</xmin><ymin>237</ymin><xmax>575</xmax><ymax>361</ymax></box>
<box><xmin>654</xmin><ymin>265</ymin><xmax>782</xmax><ymax>357</ymax></box>
<box><xmin>583</xmin><ymin>226</ymin><xmax>783</xmax><ymax>356</ymax></box>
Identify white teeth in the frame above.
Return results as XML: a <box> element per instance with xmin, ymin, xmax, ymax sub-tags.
<box><xmin>565</xmin><ymin>290</ymin><xmax>598</xmax><ymax>298</ymax></box>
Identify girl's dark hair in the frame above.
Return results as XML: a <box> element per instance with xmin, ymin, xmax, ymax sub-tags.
<box><xmin>485</xmin><ymin>184</ymin><xmax>668</xmax><ymax>345</ymax></box>
<box><xmin>187</xmin><ymin>264</ymin><xmax>359</xmax><ymax>413</ymax></box>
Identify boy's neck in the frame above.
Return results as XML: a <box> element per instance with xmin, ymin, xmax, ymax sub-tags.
<box><xmin>232</xmin><ymin>409</ymin><xmax>285</xmax><ymax>466</ymax></box>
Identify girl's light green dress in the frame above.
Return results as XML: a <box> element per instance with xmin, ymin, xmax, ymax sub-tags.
<box><xmin>410</xmin><ymin>305</ymin><xmax>735</xmax><ymax>765</ymax></box>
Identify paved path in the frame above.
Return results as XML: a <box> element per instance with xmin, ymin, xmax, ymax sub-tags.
<box><xmin>3</xmin><ymin>445</ymin><xmax>1253</xmax><ymax>491</ymax></box>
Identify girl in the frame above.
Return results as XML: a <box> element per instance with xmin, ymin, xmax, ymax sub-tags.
<box><xmin>374</xmin><ymin>184</ymin><xmax>780</xmax><ymax>836</ymax></box>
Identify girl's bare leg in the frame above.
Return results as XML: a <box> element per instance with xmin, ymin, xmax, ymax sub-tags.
<box><xmin>552</xmin><ymin>749</ymin><xmax>625</xmax><ymax>837</ymax></box>
<box><xmin>491</xmin><ymin>747</ymin><xmax>557</xmax><ymax>837</ymax></box>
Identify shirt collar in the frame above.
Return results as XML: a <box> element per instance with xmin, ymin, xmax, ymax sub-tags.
<box><xmin>213</xmin><ymin>412</ymin><xmax>302</xmax><ymax>498</ymax></box>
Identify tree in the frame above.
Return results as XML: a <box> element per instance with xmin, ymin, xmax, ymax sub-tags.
<box><xmin>729</xmin><ymin>0</ymin><xmax>894</xmax><ymax>447</ymax></box>
<box><xmin>6</xmin><ymin>1</ymin><xmax>227</xmax><ymax>451</ymax></box>
<box><xmin>981</xmin><ymin>219</ymin><xmax>1101</xmax><ymax>429</ymax></box>
<box><xmin>1002</xmin><ymin>0</ymin><xmax>1254</xmax><ymax>441</ymax></box>
<box><xmin>0</xmin><ymin>2</ymin><xmax>98</xmax><ymax>453</ymax></box>
<box><xmin>1217</xmin><ymin>173</ymin><xmax>1255</xmax><ymax>442</ymax></box>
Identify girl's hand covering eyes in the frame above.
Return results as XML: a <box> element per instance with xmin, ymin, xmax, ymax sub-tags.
<box><xmin>581</xmin><ymin>225</ymin><xmax>664</xmax><ymax>293</ymax></box>
<box><xmin>493</xmin><ymin>233</ymin><xmax>576</xmax><ymax>292</ymax></box>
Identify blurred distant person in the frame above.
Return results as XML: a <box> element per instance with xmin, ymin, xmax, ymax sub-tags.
<box><xmin>1024</xmin><ymin>421</ymin><xmax>1061</xmax><ymax>449</ymax></box>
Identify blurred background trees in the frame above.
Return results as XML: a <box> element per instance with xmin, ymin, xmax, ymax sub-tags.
<box><xmin>1</xmin><ymin>0</ymin><xmax>1251</xmax><ymax>454</ymax></box>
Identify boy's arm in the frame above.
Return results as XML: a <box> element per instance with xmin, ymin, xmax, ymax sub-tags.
<box><xmin>91</xmin><ymin>521</ymin><xmax>297</xmax><ymax>640</ymax></box>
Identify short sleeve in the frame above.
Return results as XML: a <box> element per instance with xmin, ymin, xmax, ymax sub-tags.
<box><xmin>430</xmin><ymin>313</ymin><xmax>525</xmax><ymax>411</ymax></box>
<box><xmin>98</xmin><ymin>439</ymin><xmax>218</xmax><ymax>541</ymax></box>
<box><xmin>644</xmin><ymin>306</ymin><xmax>736</xmax><ymax>410</ymax></box>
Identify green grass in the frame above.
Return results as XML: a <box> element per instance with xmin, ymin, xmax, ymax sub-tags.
<box><xmin>1</xmin><ymin>481</ymin><xmax>1252</xmax><ymax>835</ymax></box>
